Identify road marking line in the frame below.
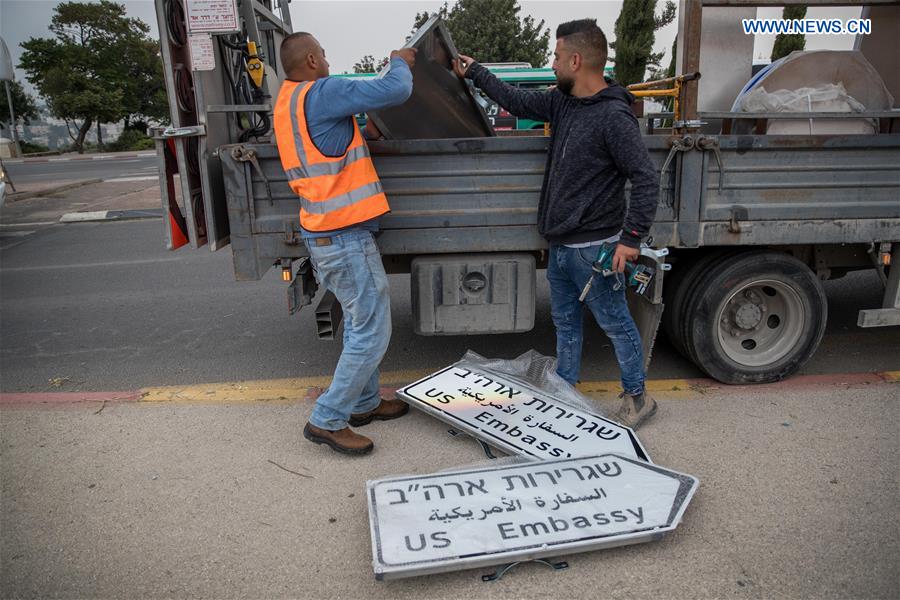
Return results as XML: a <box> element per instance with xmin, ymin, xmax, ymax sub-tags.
<box><xmin>0</xmin><ymin>256</ymin><xmax>183</xmax><ymax>272</ymax></box>
<box><xmin>59</xmin><ymin>211</ymin><xmax>109</xmax><ymax>223</ymax></box>
<box><xmin>5</xmin><ymin>153</ymin><xmax>155</xmax><ymax>164</ymax></box>
<box><xmin>0</xmin><ymin>221</ymin><xmax>58</xmax><ymax>227</ymax></box>
<box><xmin>103</xmin><ymin>176</ymin><xmax>159</xmax><ymax>182</ymax></box>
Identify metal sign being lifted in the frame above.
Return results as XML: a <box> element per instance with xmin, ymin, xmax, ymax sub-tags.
<box><xmin>396</xmin><ymin>364</ymin><xmax>650</xmax><ymax>462</ymax></box>
<box><xmin>368</xmin><ymin>16</ymin><xmax>495</xmax><ymax>139</ymax></box>
<box><xmin>367</xmin><ymin>453</ymin><xmax>699</xmax><ymax>580</ymax></box>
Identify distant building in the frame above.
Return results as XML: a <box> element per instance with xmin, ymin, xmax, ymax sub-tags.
<box><xmin>17</xmin><ymin>103</ymin><xmax>138</xmax><ymax>150</ymax></box>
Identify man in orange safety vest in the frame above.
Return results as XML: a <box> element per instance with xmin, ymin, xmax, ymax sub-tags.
<box><xmin>274</xmin><ymin>32</ymin><xmax>416</xmax><ymax>455</ymax></box>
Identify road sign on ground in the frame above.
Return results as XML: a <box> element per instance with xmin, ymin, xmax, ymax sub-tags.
<box><xmin>397</xmin><ymin>364</ymin><xmax>649</xmax><ymax>462</ymax></box>
<box><xmin>367</xmin><ymin>453</ymin><xmax>698</xmax><ymax>580</ymax></box>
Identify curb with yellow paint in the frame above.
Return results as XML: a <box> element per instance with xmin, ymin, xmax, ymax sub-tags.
<box><xmin>137</xmin><ymin>369</ymin><xmax>436</xmax><ymax>404</ymax></box>
<box><xmin>134</xmin><ymin>369</ymin><xmax>900</xmax><ymax>405</ymax></box>
<box><xmin>2</xmin><ymin>370</ymin><xmax>897</xmax><ymax>407</ymax></box>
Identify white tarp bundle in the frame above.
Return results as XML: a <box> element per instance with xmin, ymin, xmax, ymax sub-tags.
<box><xmin>740</xmin><ymin>83</ymin><xmax>874</xmax><ymax>134</ymax></box>
<box><xmin>731</xmin><ymin>50</ymin><xmax>895</xmax><ymax>134</ymax></box>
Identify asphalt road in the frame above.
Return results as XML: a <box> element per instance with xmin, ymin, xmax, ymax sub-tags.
<box><xmin>1</xmin><ymin>218</ymin><xmax>898</xmax><ymax>393</ymax></box>
<box><xmin>4</xmin><ymin>153</ymin><xmax>158</xmax><ymax>185</ymax></box>
<box><xmin>1</xmin><ymin>217</ymin><xmax>898</xmax><ymax>599</ymax></box>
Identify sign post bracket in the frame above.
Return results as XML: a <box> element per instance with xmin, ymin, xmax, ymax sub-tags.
<box><xmin>482</xmin><ymin>558</ymin><xmax>569</xmax><ymax>583</ymax></box>
<box><xmin>477</xmin><ymin>440</ymin><xmax>499</xmax><ymax>460</ymax></box>
<box><xmin>446</xmin><ymin>427</ymin><xmax>503</xmax><ymax>460</ymax></box>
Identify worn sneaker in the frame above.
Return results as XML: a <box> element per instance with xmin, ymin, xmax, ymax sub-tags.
<box><xmin>303</xmin><ymin>422</ymin><xmax>374</xmax><ymax>455</ymax></box>
<box><xmin>349</xmin><ymin>398</ymin><xmax>410</xmax><ymax>427</ymax></box>
<box><xmin>613</xmin><ymin>391</ymin><xmax>658</xmax><ymax>430</ymax></box>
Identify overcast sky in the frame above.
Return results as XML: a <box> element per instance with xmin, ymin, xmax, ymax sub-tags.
<box><xmin>1</xmin><ymin>0</ymin><xmax>860</xmax><ymax>93</ymax></box>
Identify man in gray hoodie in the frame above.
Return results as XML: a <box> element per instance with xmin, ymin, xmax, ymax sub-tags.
<box><xmin>453</xmin><ymin>19</ymin><xmax>658</xmax><ymax>430</ymax></box>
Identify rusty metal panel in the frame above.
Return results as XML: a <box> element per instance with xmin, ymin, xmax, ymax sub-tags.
<box><xmin>368</xmin><ymin>16</ymin><xmax>494</xmax><ymax>140</ymax></box>
<box><xmin>698</xmin><ymin>218</ymin><xmax>900</xmax><ymax>246</ymax></box>
<box><xmin>700</xmin><ymin>135</ymin><xmax>900</xmax><ymax>225</ymax></box>
<box><xmin>217</xmin><ymin>137</ymin><xmax>676</xmax><ymax>279</ymax></box>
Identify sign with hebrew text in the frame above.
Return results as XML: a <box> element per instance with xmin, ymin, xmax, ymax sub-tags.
<box><xmin>367</xmin><ymin>454</ymin><xmax>698</xmax><ymax>579</ymax></box>
<box><xmin>185</xmin><ymin>0</ymin><xmax>239</xmax><ymax>33</ymax></box>
<box><xmin>397</xmin><ymin>365</ymin><xmax>649</xmax><ymax>462</ymax></box>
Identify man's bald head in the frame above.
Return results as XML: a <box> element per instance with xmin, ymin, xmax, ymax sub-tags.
<box><xmin>280</xmin><ymin>32</ymin><xmax>329</xmax><ymax>80</ymax></box>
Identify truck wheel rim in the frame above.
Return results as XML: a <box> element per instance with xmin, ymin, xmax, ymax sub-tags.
<box><xmin>715</xmin><ymin>279</ymin><xmax>805</xmax><ymax>368</ymax></box>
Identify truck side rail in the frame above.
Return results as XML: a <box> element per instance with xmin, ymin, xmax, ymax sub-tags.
<box><xmin>218</xmin><ymin>133</ymin><xmax>900</xmax><ymax>280</ymax></box>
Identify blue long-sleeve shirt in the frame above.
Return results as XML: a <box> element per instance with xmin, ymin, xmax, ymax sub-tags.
<box><xmin>301</xmin><ymin>57</ymin><xmax>412</xmax><ymax>238</ymax></box>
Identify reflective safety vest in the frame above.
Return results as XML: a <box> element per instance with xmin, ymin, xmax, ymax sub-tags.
<box><xmin>273</xmin><ymin>80</ymin><xmax>389</xmax><ymax>232</ymax></box>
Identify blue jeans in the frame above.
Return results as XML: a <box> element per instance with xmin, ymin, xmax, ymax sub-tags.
<box><xmin>547</xmin><ymin>244</ymin><xmax>645</xmax><ymax>395</ymax></box>
<box><xmin>305</xmin><ymin>230</ymin><xmax>391</xmax><ymax>430</ymax></box>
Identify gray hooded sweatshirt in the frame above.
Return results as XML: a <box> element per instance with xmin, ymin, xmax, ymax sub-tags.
<box><xmin>467</xmin><ymin>63</ymin><xmax>658</xmax><ymax>248</ymax></box>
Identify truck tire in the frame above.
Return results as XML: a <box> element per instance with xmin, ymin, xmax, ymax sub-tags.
<box><xmin>662</xmin><ymin>249</ymin><xmax>739</xmax><ymax>357</ymax></box>
<box><xmin>683</xmin><ymin>251</ymin><xmax>827</xmax><ymax>384</ymax></box>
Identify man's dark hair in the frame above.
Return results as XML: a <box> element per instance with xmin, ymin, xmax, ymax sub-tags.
<box><xmin>556</xmin><ymin>19</ymin><xmax>608</xmax><ymax>70</ymax></box>
<box><xmin>280</xmin><ymin>31</ymin><xmax>316</xmax><ymax>75</ymax></box>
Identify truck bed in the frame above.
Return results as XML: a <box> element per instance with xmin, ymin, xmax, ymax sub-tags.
<box><xmin>218</xmin><ymin>134</ymin><xmax>900</xmax><ymax>280</ymax></box>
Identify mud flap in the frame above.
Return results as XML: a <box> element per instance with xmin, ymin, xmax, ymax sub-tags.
<box><xmin>626</xmin><ymin>253</ymin><xmax>667</xmax><ymax>372</ymax></box>
<box><xmin>287</xmin><ymin>258</ymin><xmax>318</xmax><ymax>315</ymax></box>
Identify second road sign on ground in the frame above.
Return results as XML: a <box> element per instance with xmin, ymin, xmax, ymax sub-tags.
<box><xmin>397</xmin><ymin>364</ymin><xmax>650</xmax><ymax>462</ymax></box>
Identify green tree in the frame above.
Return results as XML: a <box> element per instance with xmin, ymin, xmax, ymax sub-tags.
<box><xmin>610</xmin><ymin>0</ymin><xmax>677</xmax><ymax>86</ymax></box>
<box><xmin>646</xmin><ymin>35</ymin><xmax>677</xmax><ymax>81</ymax></box>
<box><xmin>0</xmin><ymin>80</ymin><xmax>39</xmax><ymax>133</ymax></box>
<box><xmin>645</xmin><ymin>36</ymin><xmax>678</xmax><ymax>114</ymax></box>
<box><xmin>414</xmin><ymin>0</ymin><xmax>550</xmax><ymax>67</ymax></box>
<box><xmin>666</xmin><ymin>37</ymin><xmax>677</xmax><ymax>79</ymax></box>
<box><xmin>121</xmin><ymin>37</ymin><xmax>169</xmax><ymax>129</ymax></box>
<box><xmin>771</xmin><ymin>5</ymin><xmax>807</xmax><ymax>61</ymax></box>
<box><xmin>352</xmin><ymin>54</ymin><xmax>389</xmax><ymax>74</ymax></box>
<box><xmin>18</xmin><ymin>1</ymin><xmax>165</xmax><ymax>153</ymax></box>
<box><xmin>411</xmin><ymin>4</ymin><xmax>450</xmax><ymax>35</ymax></box>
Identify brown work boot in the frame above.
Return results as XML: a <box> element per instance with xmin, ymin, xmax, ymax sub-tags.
<box><xmin>613</xmin><ymin>391</ymin><xmax>658</xmax><ymax>430</ymax></box>
<box><xmin>349</xmin><ymin>398</ymin><xmax>410</xmax><ymax>427</ymax></box>
<box><xmin>303</xmin><ymin>422</ymin><xmax>374</xmax><ymax>455</ymax></box>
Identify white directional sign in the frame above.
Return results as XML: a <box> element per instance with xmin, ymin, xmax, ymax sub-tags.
<box><xmin>188</xmin><ymin>34</ymin><xmax>216</xmax><ymax>71</ymax></box>
<box><xmin>397</xmin><ymin>365</ymin><xmax>649</xmax><ymax>462</ymax></box>
<box><xmin>185</xmin><ymin>0</ymin><xmax>239</xmax><ymax>34</ymax></box>
<box><xmin>368</xmin><ymin>454</ymin><xmax>698</xmax><ymax>579</ymax></box>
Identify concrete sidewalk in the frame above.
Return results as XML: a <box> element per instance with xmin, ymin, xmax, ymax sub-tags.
<box><xmin>3</xmin><ymin>151</ymin><xmax>156</xmax><ymax>165</ymax></box>
<box><xmin>1</xmin><ymin>378</ymin><xmax>897</xmax><ymax>598</ymax></box>
<box><xmin>4</xmin><ymin>178</ymin><xmax>103</xmax><ymax>202</ymax></box>
<box><xmin>0</xmin><ymin>179</ymin><xmax>162</xmax><ymax>226</ymax></box>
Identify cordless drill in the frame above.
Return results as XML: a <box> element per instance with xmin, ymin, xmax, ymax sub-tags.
<box><xmin>578</xmin><ymin>242</ymin><xmax>656</xmax><ymax>301</ymax></box>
